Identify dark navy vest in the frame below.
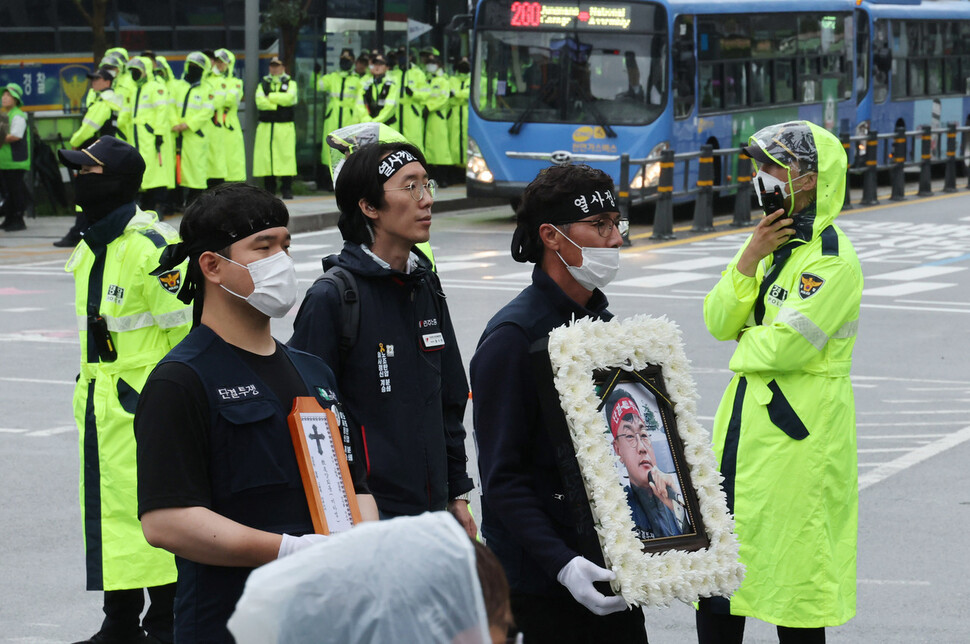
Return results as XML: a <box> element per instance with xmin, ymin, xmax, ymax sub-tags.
<box><xmin>160</xmin><ymin>325</ymin><xmax>341</xmax><ymax>643</ymax></box>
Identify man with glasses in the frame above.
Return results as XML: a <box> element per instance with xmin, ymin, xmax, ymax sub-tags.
<box><xmin>289</xmin><ymin>139</ymin><xmax>476</xmax><ymax>539</ymax></box>
<box><xmin>471</xmin><ymin>164</ymin><xmax>647</xmax><ymax>643</ymax></box>
<box><xmin>606</xmin><ymin>388</ymin><xmax>691</xmax><ymax>540</ymax></box>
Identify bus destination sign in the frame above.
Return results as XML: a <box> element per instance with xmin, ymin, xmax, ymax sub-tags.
<box><xmin>509</xmin><ymin>2</ymin><xmax>632</xmax><ymax>30</ymax></box>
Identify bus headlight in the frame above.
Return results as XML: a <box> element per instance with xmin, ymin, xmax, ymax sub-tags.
<box><xmin>855</xmin><ymin>121</ymin><xmax>870</xmax><ymax>158</ymax></box>
<box><xmin>466</xmin><ymin>138</ymin><xmax>494</xmax><ymax>183</ymax></box>
<box><xmin>631</xmin><ymin>142</ymin><xmax>669</xmax><ymax>189</ymax></box>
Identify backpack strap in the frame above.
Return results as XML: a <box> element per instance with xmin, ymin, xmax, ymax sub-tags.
<box><xmin>312</xmin><ymin>262</ymin><xmax>359</xmax><ymax>367</ymax></box>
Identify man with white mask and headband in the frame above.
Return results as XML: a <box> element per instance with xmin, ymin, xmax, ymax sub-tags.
<box><xmin>289</xmin><ymin>124</ymin><xmax>477</xmax><ymax>538</ymax></box>
<box><xmin>471</xmin><ymin>164</ymin><xmax>648</xmax><ymax>644</ymax></box>
<box><xmin>134</xmin><ymin>182</ymin><xmax>378</xmax><ymax>643</ymax></box>
<box><xmin>699</xmin><ymin>121</ymin><xmax>863</xmax><ymax>643</ymax></box>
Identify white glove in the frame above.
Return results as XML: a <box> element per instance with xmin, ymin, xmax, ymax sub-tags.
<box><xmin>277</xmin><ymin>533</ymin><xmax>328</xmax><ymax>559</ymax></box>
<box><xmin>556</xmin><ymin>556</ymin><xmax>628</xmax><ymax>616</ymax></box>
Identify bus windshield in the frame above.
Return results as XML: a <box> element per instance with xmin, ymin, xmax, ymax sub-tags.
<box><xmin>473</xmin><ymin>3</ymin><xmax>667</xmax><ymax>127</ymax></box>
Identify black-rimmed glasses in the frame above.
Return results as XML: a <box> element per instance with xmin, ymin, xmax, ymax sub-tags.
<box><xmin>562</xmin><ymin>216</ymin><xmax>629</xmax><ymax>238</ymax></box>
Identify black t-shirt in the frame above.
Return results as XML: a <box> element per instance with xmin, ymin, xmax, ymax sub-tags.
<box><xmin>136</xmin><ymin>342</ymin><xmax>368</xmax><ymax>517</ymax></box>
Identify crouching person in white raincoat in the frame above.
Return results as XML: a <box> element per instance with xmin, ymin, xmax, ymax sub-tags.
<box><xmin>228</xmin><ymin>512</ymin><xmax>512</xmax><ymax>644</ymax></box>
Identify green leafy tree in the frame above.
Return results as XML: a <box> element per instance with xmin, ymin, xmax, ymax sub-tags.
<box><xmin>262</xmin><ymin>0</ymin><xmax>313</xmax><ymax>75</ymax></box>
<box><xmin>71</xmin><ymin>0</ymin><xmax>110</xmax><ymax>63</ymax></box>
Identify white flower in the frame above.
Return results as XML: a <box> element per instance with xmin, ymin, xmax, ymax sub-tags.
<box><xmin>547</xmin><ymin>316</ymin><xmax>744</xmax><ymax>607</ymax></box>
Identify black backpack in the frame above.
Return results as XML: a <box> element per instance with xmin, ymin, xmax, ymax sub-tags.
<box><xmin>311</xmin><ymin>262</ymin><xmax>359</xmax><ymax>367</ymax></box>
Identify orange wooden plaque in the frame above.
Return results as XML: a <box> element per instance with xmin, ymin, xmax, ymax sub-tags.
<box><xmin>287</xmin><ymin>397</ymin><xmax>362</xmax><ymax>535</ymax></box>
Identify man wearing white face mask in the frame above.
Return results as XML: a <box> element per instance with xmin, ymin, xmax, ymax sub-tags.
<box><xmin>471</xmin><ymin>165</ymin><xmax>648</xmax><ymax>644</ymax></box>
<box><xmin>134</xmin><ymin>183</ymin><xmax>379</xmax><ymax>643</ymax></box>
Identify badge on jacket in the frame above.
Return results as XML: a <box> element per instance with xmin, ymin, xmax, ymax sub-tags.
<box><xmin>157</xmin><ymin>269</ymin><xmax>181</xmax><ymax>294</ymax></box>
<box><xmin>798</xmin><ymin>273</ymin><xmax>824</xmax><ymax>299</ymax></box>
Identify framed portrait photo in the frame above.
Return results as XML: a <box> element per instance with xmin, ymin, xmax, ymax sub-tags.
<box><xmin>533</xmin><ymin>315</ymin><xmax>744</xmax><ymax>607</ymax></box>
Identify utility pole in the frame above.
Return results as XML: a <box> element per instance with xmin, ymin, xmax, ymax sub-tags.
<box><xmin>244</xmin><ymin>0</ymin><xmax>259</xmax><ymax>182</ymax></box>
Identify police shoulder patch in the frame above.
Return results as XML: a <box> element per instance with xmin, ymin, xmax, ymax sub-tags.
<box><xmin>157</xmin><ymin>269</ymin><xmax>182</xmax><ymax>294</ymax></box>
<box><xmin>798</xmin><ymin>272</ymin><xmax>824</xmax><ymax>299</ymax></box>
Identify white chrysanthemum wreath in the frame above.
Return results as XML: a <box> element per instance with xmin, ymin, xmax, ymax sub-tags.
<box><xmin>546</xmin><ymin>315</ymin><xmax>744</xmax><ymax>607</ymax></box>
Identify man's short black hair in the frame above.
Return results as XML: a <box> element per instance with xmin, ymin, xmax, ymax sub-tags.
<box><xmin>511</xmin><ymin>164</ymin><xmax>615</xmax><ymax>264</ymax></box>
<box><xmin>178</xmin><ymin>183</ymin><xmax>288</xmax><ymax>324</ymax></box>
<box><xmin>334</xmin><ymin>141</ymin><xmax>428</xmax><ymax>244</ymax></box>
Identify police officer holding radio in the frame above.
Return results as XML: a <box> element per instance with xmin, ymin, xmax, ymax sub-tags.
<box><xmin>700</xmin><ymin>121</ymin><xmax>863</xmax><ymax>643</ymax></box>
<box><xmin>59</xmin><ymin>135</ymin><xmax>192</xmax><ymax>644</ymax></box>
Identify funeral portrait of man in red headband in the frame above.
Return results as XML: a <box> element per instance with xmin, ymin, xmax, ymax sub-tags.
<box><xmin>605</xmin><ymin>386</ymin><xmax>693</xmax><ymax>541</ymax></box>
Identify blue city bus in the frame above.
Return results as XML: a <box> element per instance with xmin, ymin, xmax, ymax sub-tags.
<box><xmin>855</xmin><ymin>0</ymin><xmax>970</xmax><ymax>164</ymax></box>
<box><xmin>466</xmin><ymin>0</ymin><xmax>862</xmax><ymax>204</ymax></box>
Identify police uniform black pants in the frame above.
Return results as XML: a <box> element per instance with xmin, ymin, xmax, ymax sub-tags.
<box><xmin>0</xmin><ymin>169</ymin><xmax>27</xmax><ymax>228</ymax></box>
<box><xmin>99</xmin><ymin>583</ymin><xmax>176</xmax><ymax>642</ymax></box>
<box><xmin>695</xmin><ymin>598</ymin><xmax>825</xmax><ymax>644</ymax></box>
<box><xmin>509</xmin><ymin>593</ymin><xmax>648</xmax><ymax>644</ymax></box>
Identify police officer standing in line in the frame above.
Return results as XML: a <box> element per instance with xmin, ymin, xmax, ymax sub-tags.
<box><xmin>289</xmin><ymin>133</ymin><xmax>476</xmax><ymax>537</ymax></box>
<box><xmin>134</xmin><ymin>182</ymin><xmax>378</xmax><ymax>642</ymax></box>
<box><xmin>357</xmin><ymin>54</ymin><xmax>399</xmax><ymax>127</ymax></box>
<box><xmin>171</xmin><ymin>52</ymin><xmax>215</xmax><ymax>210</ymax></box>
<box><xmin>254</xmin><ymin>56</ymin><xmax>298</xmax><ymax>199</ymax></box>
<box><xmin>394</xmin><ymin>49</ymin><xmax>428</xmax><ymax>152</ymax></box>
<box><xmin>120</xmin><ymin>56</ymin><xmax>173</xmax><ymax>215</ymax></box>
<box><xmin>423</xmin><ymin>53</ymin><xmax>453</xmax><ymax>186</ymax></box>
<box><xmin>54</xmin><ymin>68</ymin><xmax>123</xmax><ymax>247</ymax></box>
<box><xmin>471</xmin><ymin>164</ymin><xmax>647</xmax><ymax>643</ymax></box>
<box><xmin>203</xmin><ymin>49</ymin><xmax>227</xmax><ymax>188</ymax></box>
<box><xmin>448</xmin><ymin>56</ymin><xmax>471</xmax><ymax>185</ymax></box>
<box><xmin>59</xmin><ymin>135</ymin><xmax>192</xmax><ymax>644</ymax></box>
<box><xmin>0</xmin><ymin>83</ymin><xmax>31</xmax><ymax>233</ymax></box>
<box><xmin>317</xmin><ymin>48</ymin><xmax>362</xmax><ymax>183</ymax></box>
<box><xmin>698</xmin><ymin>121</ymin><xmax>863</xmax><ymax>643</ymax></box>
<box><xmin>214</xmin><ymin>49</ymin><xmax>246</xmax><ymax>183</ymax></box>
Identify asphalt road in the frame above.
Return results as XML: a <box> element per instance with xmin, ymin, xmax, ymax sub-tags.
<box><xmin>1</xmin><ymin>190</ymin><xmax>969</xmax><ymax>642</ymax></box>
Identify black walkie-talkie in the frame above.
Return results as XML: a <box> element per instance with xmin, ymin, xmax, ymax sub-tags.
<box><xmin>757</xmin><ymin>176</ymin><xmax>785</xmax><ymax>216</ymax></box>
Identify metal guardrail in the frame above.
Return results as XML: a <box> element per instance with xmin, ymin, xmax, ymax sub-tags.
<box><xmin>617</xmin><ymin>122</ymin><xmax>970</xmax><ymax>242</ymax></box>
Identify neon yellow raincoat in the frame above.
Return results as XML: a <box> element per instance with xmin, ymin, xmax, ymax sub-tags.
<box><xmin>121</xmin><ymin>57</ymin><xmax>174</xmax><ymax>191</ymax></box>
<box><xmin>66</xmin><ymin>206</ymin><xmax>191</xmax><ymax>590</ymax></box>
<box><xmin>171</xmin><ymin>52</ymin><xmax>214</xmax><ymax>190</ymax></box>
<box><xmin>216</xmin><ymin>50</ymin><xmax>246</xmax><ymax>182</ymax></box>
<box><xmin>703</xmin><ymin>121</ymin><xmax>863</xmax><ymax>628</ymax></box>
<box><xmin>253</xmin><ymin>73</ymin><xmax>298</xmax><ymax>178</ymax></box>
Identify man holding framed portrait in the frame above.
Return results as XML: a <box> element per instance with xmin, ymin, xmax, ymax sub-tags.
<box><xmin>471</xmin><ymin>164</ymin><xmax>649</xmax><ymax>644</ymax></box>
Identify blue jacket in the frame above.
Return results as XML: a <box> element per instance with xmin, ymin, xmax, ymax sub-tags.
<box><xmin>471</xmin><ymin>266</ymin><xmax>612</xmax><ymax>596</ymax></box>
<box><xmin>289</xmin><ymin>243</ymin><xmax>473</xmax><ymax>515</ymax></box>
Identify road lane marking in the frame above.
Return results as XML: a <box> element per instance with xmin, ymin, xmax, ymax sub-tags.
<box><xmin>858</xmin><ymin>409</ymin><xmax>970</xmax><ymax>415</ymax></box>
<box><xmin>0</xmin><ymin>377</ymin><xmax>74</xmax><ymax>385</ymax></box>
<box><xmin>863</xmin><ymin>282</ymin><xmax>953</xmax><ymax>296</ymax></box>
<box><xmin>25</xmin><ymin>426</ymin><xmax>75</xmax><ymax>437</ymax></box>
<box><xmin>858</xmin><ymin>579</ymin><xmax>931</xmax><ymax>586</ymax></box>
<box><xmin>859</xmin><ymin>425</ymin><xmax>970</xmax><ymax>490</ymax></box>
<box><xmin>0</xmin><ymin>428</ymin><xmax>28</xmax><ymax>433</ymax></box>
<box><xmin>867</xmin><ymin>266</ymin><xmax>966</xmax><ymax>281</ymax></box>
<box><xmin>612</xmin><ymin>272</ymin><xmax>716</xmax><ymax>288</ymax></box>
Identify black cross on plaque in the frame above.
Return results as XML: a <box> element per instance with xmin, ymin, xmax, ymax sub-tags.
<box><xmin>307</xmin><ymin>423</ymin><xmax>327</xmax><ymax>455</ymax></box>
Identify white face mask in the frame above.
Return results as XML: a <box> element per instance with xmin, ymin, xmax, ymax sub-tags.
<box><xmin>220</xmin><ymin>251</ymin><xmax>298</xmax><ymax>318</ymax></box>
<box><xmin>754</xmin><ymin>169</ymin><xmax>813</xmax><ymax>215</ymax></box>
<box><xmin>426</xmin><ymin>63</ymin><xmax>439</xmax><ymax>73</ymax></box>
<box><xmin>552</xmin><ymin>226</ymin><xmax>620</xmax><ymax>291</ymax></box>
